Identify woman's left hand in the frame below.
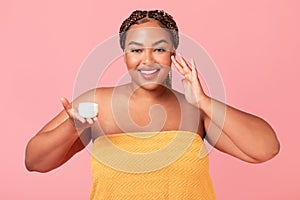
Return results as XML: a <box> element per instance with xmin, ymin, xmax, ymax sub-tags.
<box><xmin>171</xmin><ymin>53</ymin><xmax>208</xmax><ymax>108</ymax></box>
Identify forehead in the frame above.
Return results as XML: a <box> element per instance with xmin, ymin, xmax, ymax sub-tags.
<box><xmin>125</xmin><ymin>21</ymin><xmax>172</xmax><ymax>46</ymax></box>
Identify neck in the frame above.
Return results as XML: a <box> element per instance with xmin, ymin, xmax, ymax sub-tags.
<box><xmin>128</xmin><ymin>82</ymin><xmax>170</xmax><ymax>101</ymax></box>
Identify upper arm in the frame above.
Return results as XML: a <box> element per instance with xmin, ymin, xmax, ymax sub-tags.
<box><xmin>203</xmin><ymin>116</ymin><xmax>260</xmax><ymax>163</ymax></box>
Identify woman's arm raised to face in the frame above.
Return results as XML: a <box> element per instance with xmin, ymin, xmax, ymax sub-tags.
<box><xmin>171</xmin><ymin>54</ymin><xmax>280</xmax><ymax>163</ymax></box>
<box><xmin>25</xmin><ymin>91</ymin><xmax>98</xmax><ymax>172</ymax></box>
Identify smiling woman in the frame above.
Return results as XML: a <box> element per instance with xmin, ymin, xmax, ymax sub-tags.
<box><xmin>25</xmin><ymin>10</ymin><xmax>280</xmax><ymax>200</ymax></box>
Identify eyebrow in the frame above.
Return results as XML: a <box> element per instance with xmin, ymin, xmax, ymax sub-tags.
<box><xmin>127</xmin><ymin>39</ymin><xmax>169</xmax><ymax>47</ymax></box>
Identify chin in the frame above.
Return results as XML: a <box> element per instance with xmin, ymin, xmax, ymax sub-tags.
<box><xmin>142</xmin><ymin>83</ymin><xmax>165</xmax><ymax>91</ymax></box>
<box><xmin>133</xmin><ymin>80</ymin><xmax>166</xmax><ymax>91</ymax></box>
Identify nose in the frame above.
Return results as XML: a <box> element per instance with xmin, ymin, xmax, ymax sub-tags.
<box><xmin>142</xmin><ymin>48</ymin><xmax>154</xmax><ymax>65</ymax></box>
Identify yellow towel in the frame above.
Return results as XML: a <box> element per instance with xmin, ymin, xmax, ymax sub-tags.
<box><xmin>90</xmin><ymin>130</ymin><xmax>216</xmax><ymax>200</ymax></box>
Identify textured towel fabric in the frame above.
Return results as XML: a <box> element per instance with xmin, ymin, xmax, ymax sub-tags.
<box><xmin>90</xmin><ymin>130</ymin><xmax>216</xmax><ymax>200</ymax></box>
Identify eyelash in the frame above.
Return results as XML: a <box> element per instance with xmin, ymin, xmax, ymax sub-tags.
<box><xmin>155</xmin><ymin>48</ymin><xmax>166</xmax><ymax>52</ymax></box>
<box><xmin>131</xmin><ymin>49</ymin><xmax>142</xmax><ymax>53</ymax></box>
<box><xmin>130</xmin><ymin>48</ymin><xmax>166</xmax><ymax>53</ymax></box>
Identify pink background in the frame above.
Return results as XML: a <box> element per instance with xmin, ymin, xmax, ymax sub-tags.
<box><xmin>1</xmin><ymin>0</ymin><xmax>299</xmax><ymax>199</ymax></box>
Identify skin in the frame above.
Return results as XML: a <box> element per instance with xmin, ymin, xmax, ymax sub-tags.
<box><xmin>25</xmin><ymin>20</ymin><xmax>280</xmax><ymax>173</ymax></box>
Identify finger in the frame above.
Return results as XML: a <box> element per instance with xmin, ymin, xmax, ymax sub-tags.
<box><xmin>171</xmin><ymin>55</ymin><xmax>185</xmax><ymax>75</ymax></box>
<box><xmin>61</xmin><ymin>97</ymin><xmax>72</xmax><ymax>110</ymax></box>
<box><xmin>86</xmin><ymin>118</ymin><xmax>94</xmax><ymax>125</ymax></box>
<box><xmin>93</xmin><ymin>117</ymin><xmax>98</xmax><ymax>122</ymax></box>
<box><xmin>191</xmin><ymin>58</ymin><xmax>198</xmax><ymax>76</ymax></box>
<box><xmin>74</xmin><ymin>112</ymin><xmax>86</xmax><ymax>123</ymax></box>
<box><xmin>68</xmin><ymin>108</ymin><xmax>75</xmax><ymax>118</ymax></box>
<box><xmin>178</xmin><ymin>53</ymin><xmax>192</xmax><ymax>73</ymax></box>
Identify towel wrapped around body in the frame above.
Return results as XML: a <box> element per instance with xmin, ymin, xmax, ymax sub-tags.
<box><xmin>90</xmin><ymin>130</ymin><xmax>216</xmax><ymax>200</ymax></box>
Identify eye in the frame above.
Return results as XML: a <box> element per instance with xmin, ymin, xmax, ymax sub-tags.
<box><xmin>154</xmin><ymin>48</ymin><xmax>166</xmax><ymax>52</ymax></box>
<box><xmin>130</xmin><ymin>49</ymin><xmax>142</xmax><ymax>53</ymax></box>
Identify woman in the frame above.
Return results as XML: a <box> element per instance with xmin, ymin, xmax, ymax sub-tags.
<box><xmin>25</xmin><ymin>10</ymin><xmax>280</xmax><ymax>199</ymax></box>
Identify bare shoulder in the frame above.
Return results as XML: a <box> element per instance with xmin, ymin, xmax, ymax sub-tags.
<box><xmin>90</xmin><ymin>85</ymin><xmax>130</xmax><ymax>137</ymax></box>
<box><xmin>168</xmin><ymin>89</ymin><xmax>205</xmax><ymax>137</ymax></box>
<box><xmin>74</xmin><ymin>87</ymin><xmax>117</xmax><ymax>105</ymax></box>
<box><xmin>170</xmin><ymin>89</ymin><xmax>195</xmax><ymax>109</ymax></box>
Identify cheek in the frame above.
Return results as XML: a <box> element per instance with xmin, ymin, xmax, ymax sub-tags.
<box><xmin>125</xmin><ymin>54</ymin><xmax>140</xmax><ymax>70</ymax></box>
<box><xmin>155</xmin><ymin>54</ymin><xmax>172</xmax><ymax>67</ymax></box>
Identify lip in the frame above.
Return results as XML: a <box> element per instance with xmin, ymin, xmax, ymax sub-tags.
<box><xmin>137</xmin><ymin>67</ymin><xmax>160</xmax><ymax>80</ymax></box>
<box><xmin>137</xmin><ymin>65</ymin><xmax>160</xmax><ymax>71</ymax></box>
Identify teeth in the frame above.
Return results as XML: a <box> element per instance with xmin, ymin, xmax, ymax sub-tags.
<box><xmin>139</xmin><ymin>69</ymin><xmax>159</xmax><ymax>75</ymax></box>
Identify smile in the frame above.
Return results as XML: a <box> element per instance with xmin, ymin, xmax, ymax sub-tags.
<box><xmin>138</xmin><ymin>69</ymin><xmax>160</xmax><ymax>75</ymax></box>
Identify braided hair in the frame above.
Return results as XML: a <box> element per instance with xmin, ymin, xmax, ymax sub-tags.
<box><xmin>119</xmin><ymin>10</ymin><xmax>179</xmax><ymax>51</ymax></box>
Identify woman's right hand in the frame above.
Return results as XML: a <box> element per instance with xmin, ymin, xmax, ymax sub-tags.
<box><xmin>60</xmin><ymin>97</ymin><xmax>98</xmax><ymax>131</ymax></box>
